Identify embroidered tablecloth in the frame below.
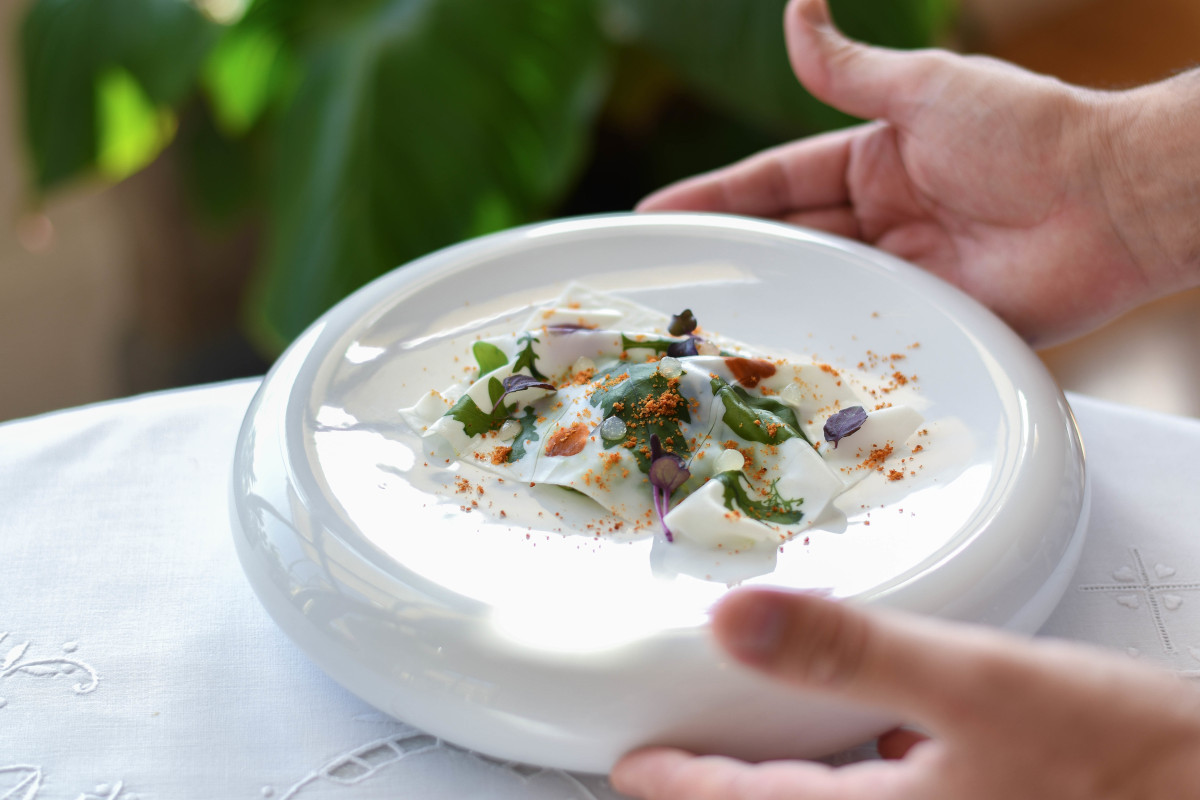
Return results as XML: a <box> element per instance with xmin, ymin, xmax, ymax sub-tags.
<box><xmin>1</xmin><ymin>379</ymin><xmax>1198</xmax><ymax>799</ymax></box>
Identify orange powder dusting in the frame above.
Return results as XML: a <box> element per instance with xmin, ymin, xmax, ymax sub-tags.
<box><xmin>545</xmin><ymin>422</ymin><xmax>589</xmax><ymax>457</ymax></box>
<box><xmin>887</xmin><ymin>469</ymin><xmax>905</xmax><ymax>481</ymax></box>
<box><xmin>599</xmin><ymin>452</ymin><xmax>622</xmax><ymax>472</ymax></box>
<box><xmin>891</xmin><ymin>371</ymin><xmax>909</xmax><ymax>386</ymax></box>
<box><xmin>860</xmin><ymin>444</ymin><xmax>894</xmax><ymax>472</ymax></box>
<box><xmin>490</xmin><ymin>446</ymin><xmax>511</xmax><ymax>465</ymax></box>
<box><xmin>638</xmin><ymin>390</ymin><xmax>684</xmax><ymax>418</ymax></box>
<box><xmin>593</xmin><ymin>372</ymin><xmax>630</xmax><ymax>397</ymax></box>
<box><xmin>562</xmin><ymin>366</ymin><xmax>596</xmax><ymax>386</ymax></box>
<box><xmin>912</xmin><ymin>444</ymin><xmax>924</xmax><ymax>454</ymax></box>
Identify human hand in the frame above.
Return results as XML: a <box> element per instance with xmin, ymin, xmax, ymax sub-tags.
<box><xmin>610</xmin><ymin>588</ymin><xmax>1200</xmax><ymax>799</ymax></box>
<box><xmin>638</xmin><ymin>0</ymin><xmax>1200</xmax><ymax>347</ymax></box>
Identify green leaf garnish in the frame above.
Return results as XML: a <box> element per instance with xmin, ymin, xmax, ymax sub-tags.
<box><xmin>590</xmin><ymin>362</ymin><xmax>692</xmax><ymax>473</ymax></box>
<box><xmin>472</xmin><ymin>341</ymin><xmax>507</xmax><ymax>374</ymax></box>
<box><xmin>710</xmin><ymin>377</ymin><xmax>808</xmax><ymax>445</ymax></box>
<box><xmin>513</xmin><ymin>332</ymin><xmax>548</xmax><ymax>380</ymax></box>
<box><xmin>711</xmin><ymin>471</ymin><xmax>804</xmax><ymax>525</ymax></box>
<box><xmin>507</xmin><ymin>406</ymin><xmax>540</xmax><ymax>462</ymax></box>
<box><xmin>620</xmin><ymin>333</ymin><xmax>685</xmax><ymax>354</ymax></box>
<box><xmin>445</xmin><ymin>376</ymin><xmax>513</xmax><ymax>437</ymax></box>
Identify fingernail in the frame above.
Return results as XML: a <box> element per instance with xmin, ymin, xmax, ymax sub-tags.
<box><xmin>798</xmin><ymin>0</ymin><xmax>832</xmax><ymax>28</ymax></box>
<box><xmin>724</xmin><ymin>595</ymin><xmax>787</xmax><ymax>663</ymax></box>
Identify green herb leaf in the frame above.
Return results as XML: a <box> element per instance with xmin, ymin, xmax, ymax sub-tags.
<box><xmin>513</xmin><ymin>332</ymin><xmax>548</xmax><ymax>381</ymax></box>
<box><xmin>445</xmin><ymin>376</ymin><xmax>513</xmax><ymax>437</ymax></box>
<box><xmin>620</xmin><ymin>333</ymin><xmax>684</xmax><ymax>354</ymax></box>
<box><xmin>711</xmin><ymin>471</ymin><xmax>804</xmax><ymax>525</ymax></box>
<box><xmin>472</xmin><ymin>341</ymin><xmax>508</xmax><ymax>374</ymax></box>
<box><xmin>711</xmin><ymin>376</ymin><xmax>808</xmax><ymax>445</ymax></box>
<box><xmin>590</xmin><ymin>362</ymin><xmax>691</xmax><ymax>472</ymax></box>
<box><xmin>507</xmin><ymin>406</ymin><xmax>540</xmax><ymax>462</ymax></box>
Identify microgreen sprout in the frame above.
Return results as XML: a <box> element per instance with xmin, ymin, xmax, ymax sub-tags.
<box><xmin>668</xmin><ymin>309</ymin><xmax>698</xmax><ymax>336</ymax></box>
<box><xmin>823</xmin><ymin>406</ymin><xmax>868</xmax><ymax>448</ymax></box>
<box><xmin>649</xmin><ymin>434</ymin><xmax>690</xmax><ymax>542</ymax></box>
<box><xmin>666</xmin><ymin>336</ymin><xmax>700</xmax><ymax>358</ymax></box>
<box><xmin>497</xmin><ymin>374</ymin><xmax>556</xmax><ymax>407</ymax></box>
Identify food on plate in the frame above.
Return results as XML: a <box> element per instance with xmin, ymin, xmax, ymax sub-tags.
<box><xmin>401</xmin><ymin>287</ymin><xmax>922</xmax><ymax>549</ymax></box>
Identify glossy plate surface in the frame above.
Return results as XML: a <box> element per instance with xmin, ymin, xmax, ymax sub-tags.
<box><xmin>231</xmin><ymin>212</ymin><xmax>1088</xmax><ymax>772</ymax></box>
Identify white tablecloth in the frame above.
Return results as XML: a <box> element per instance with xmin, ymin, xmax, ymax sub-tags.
<box><xmin>2</xmin><ymin>379</ymin><xmax>1199</xmax><ymax>799</ymax></box>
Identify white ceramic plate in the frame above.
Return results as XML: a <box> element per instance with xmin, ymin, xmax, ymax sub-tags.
<box><xmin>231</xmin><ymin>212</ymin><xmax>1088</xmax><ymax>773</ymax></box>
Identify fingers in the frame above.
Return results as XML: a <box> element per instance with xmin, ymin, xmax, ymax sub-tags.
<box><xmin>710</xmin><ymin>588</ymin><xmax>1026</xmax><ymax>731</ymax></box>
<box><xmin>784</xmin><ymin>0</ymin><xmax>951</xmax><ymax>126</ymax></box>
<box><xmin>637</xmin><ymin>125</ymin><xmax>868</xmax><ymax>216</ymax></box>
<box><xmin>611</xmin><ymin>746</ymin><xmax>916</xmax><ymax>800</ymax></box>
<box><xmin>780</xmin><ymin>206</ymin><xmax>861</xmax><ymax>240</ymax></box>
<box><xmin>877</xmin><ymin>728</ymin><xmax>931</xmax><ymax>760</ymax></box>
<box><xmin>610</xmin><ymin>748</ymin><xmax>746</xmax><ymax>800</ymax></box>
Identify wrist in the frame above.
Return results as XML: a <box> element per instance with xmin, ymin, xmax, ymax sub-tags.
<box><xmin>1093</xmin><ymin>70</ymin><xmax>1200</xmax><ymax>297</ymax></box>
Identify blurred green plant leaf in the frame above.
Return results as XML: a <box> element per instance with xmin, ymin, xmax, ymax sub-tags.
<box><xmin>96</xmin><ymin>68</ymin><xmax>178</xmax><ymax>181</ymax></box>
<box><xmin>201</xmin><ymin>25</ymin><xmax>294</xmax><ymax>136</ymax></box>
<box><xmin>605</xmin><ymin>0</ymin><xmax>955</xmax><ymax>135</ymax></box>
<box><xmin>21</xmin><ymin>0</ymin><xmax>220</xmax><ymax>189</ymax></box>
<box><xmin>177</xmin><ymin>101</ymin><xmax>262</xmax><ymax>226</ymax></box>
<box><xmin>246</xmin><ymin>0</ymin><xmax>611</xmax><ymax>350</ymax></box>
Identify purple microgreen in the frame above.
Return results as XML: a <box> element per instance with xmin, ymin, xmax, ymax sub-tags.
<box><xmin>498</xmin><ymin>374</ymin><xmax>556</xmax><ymax>407</ymax></box>
<box><xmin>546</xmin><ymin>323</ymin><xmax>590</xmax><ymax>334</ymax></box>
<box><xmin>823</xmin><ymin>406</ymin><xmax>868</xmax><ymax>449</ymax></box>
<box><xmin>668</xmin><ymin>309</ymin><xmax>698</xmax><ymax>336</ymax></box>
<box><xmin>649</xmin><ymin>451</ymin><xmax>689</xmax><ymax>494</ymax></box>
<box><xmin>667</xmin><ymin>335</ymin><xmax>700</xmax><ymax>358</ymax></box>
<box><xmin>649</xmin><ymin>432</ymin><xmax>665</xmax><ymax>463</ymax></box>
<box><xmin>649</xmin><ymin>434</ymin><xmax>691</xmax><ymax>542</ymax></box>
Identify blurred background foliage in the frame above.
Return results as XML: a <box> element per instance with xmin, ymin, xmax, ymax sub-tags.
<box><xmin>20</xmin><ymin>0</ymin><xmax>955</xmax><ymax>355</ymax></box>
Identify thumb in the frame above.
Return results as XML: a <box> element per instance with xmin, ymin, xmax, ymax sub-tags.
<box><xmin>711</xmin><ymin>588</ymin><xmax>1027</xmax><ymax>731</ymax></box>
<box><xmin>785</xmin><ymin>0</ymin><xmax>949</xmax><ymax>125</ymax></box>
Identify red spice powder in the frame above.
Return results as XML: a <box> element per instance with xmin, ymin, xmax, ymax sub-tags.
<box><xmin>725</xmin><ymin>357</ymin><xmax>776</xmax><ymax>388</ymax></box>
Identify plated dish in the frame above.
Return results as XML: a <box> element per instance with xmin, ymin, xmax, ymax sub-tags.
<box><xmin>400</xmin><ymin>284</ymin><xmax>924</xmax><ymax>554</ymax></box>
<box><xmin>230</xmin><ymin>212</ymin><xmax>1088</xmax><ymax>772</ymax></box>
